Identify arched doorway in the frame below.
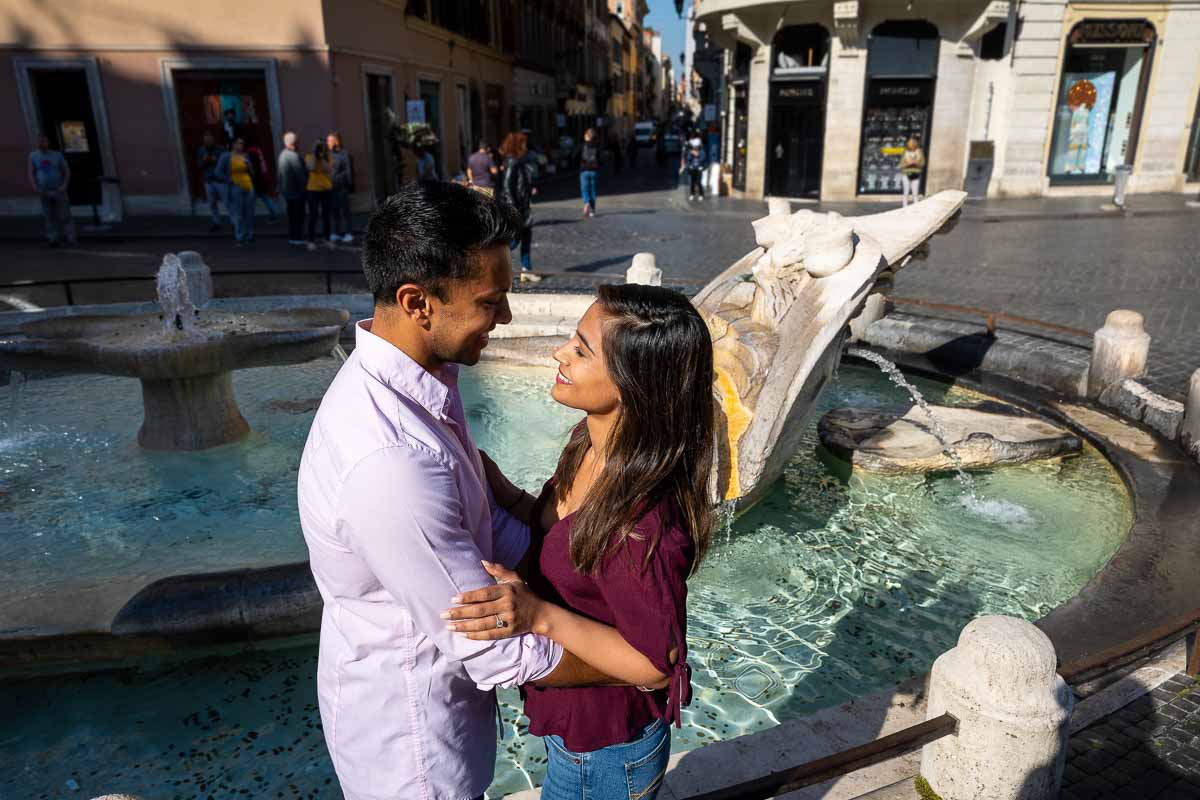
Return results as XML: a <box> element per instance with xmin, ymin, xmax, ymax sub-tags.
<box><xmin>857</xmin><ymin>20</ymin><xmax>939</xmax><ymax>195</ymax></box>
<box><xmin>767</xmin><ymin>25</ymin><xmax>830</xmax><ymax>198</ymax></box>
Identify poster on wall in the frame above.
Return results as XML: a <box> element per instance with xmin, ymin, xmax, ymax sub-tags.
<box><xmin>59</xmin><ymin>121</ymin><xmax>90</xmax><ymax>153</ymax></box>
<box><xmin>1050</xmin><ymin>71</ymin><xmax>1115</xmax><ymax>176</ymax></box>
<box><xmin>406</xmin><ymin>100</ymin><xmax>426</xmax><ymax>124</ymax></box>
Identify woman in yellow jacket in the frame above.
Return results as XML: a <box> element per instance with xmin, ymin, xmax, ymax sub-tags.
<box><xmin>217</xmin><ymin>137</ymin><xmax>256</xmax><ymax>244</ymax></box>
<box><xmin>305</xmin><ymin>141</ymin><xmax>334</xmax><ymax>247</ymax></box>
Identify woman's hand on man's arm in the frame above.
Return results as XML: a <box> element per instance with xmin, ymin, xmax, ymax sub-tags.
<box><xmin>443</xmin><ymin>562</ymin><xmax>673</xmax><ymax>689</ymax></box>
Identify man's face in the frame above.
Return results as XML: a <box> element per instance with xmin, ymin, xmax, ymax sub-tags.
<box><xmin>37</xmin><ymin>135</ymin><xmax>49</xmax><ymax>150</ymax></box>
<box><xmin>426</xmin><ymin>244</ymin><xmax>513</xmax><ymax>366</ymax></box>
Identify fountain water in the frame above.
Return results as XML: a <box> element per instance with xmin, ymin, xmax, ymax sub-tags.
<box><xmin>156</xmin><ymin>254</ymin><xmax>197</xmax><ymax>334</ymax></box>
<box><xmin>847</xmin><ymin>346</ymin><xmax>977</xmax><ymax>494</ymax></box>
<box><xmin>0</xmin><ymin>254</ymin><xmax>349</xmax><ymax>450</ymax></box>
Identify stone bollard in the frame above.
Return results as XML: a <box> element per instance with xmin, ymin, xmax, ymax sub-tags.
<box><xmin>1087</xmin><ymin>309</ymin><xmax>1150</xmax><ymax>399</ymax></box>
<box><xmin>625</xmin><ymin>252</ymin><xmax>663</xmax><ymax>286</ymax></box>
<box><xmin>1182</xmin><ymin>368</ymin><xmax>1200</xmax><ymax>461</ymax></box>
<box><xmin>920</xmin><ymin>616</ymin><xmax>1073</xmax><ymax>800</ymax></box>
<box><xmin>766</xmin><ymin>197</ymin><xmax>791</xmax><ymax>216</ymax></box>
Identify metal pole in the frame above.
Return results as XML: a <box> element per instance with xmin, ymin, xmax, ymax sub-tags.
<box><xmin>1005</xmin><ymin>0</ymin><xmax>1020</xmax><ymax>65</ymax></box>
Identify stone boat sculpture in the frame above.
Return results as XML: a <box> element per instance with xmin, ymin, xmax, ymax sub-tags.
<box><xmin>697</xmin><ymin>191</ymin><xmax>967</xmax><ymax>509</ymax></box>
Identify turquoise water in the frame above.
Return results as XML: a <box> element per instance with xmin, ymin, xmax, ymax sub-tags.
<box><xmin>0</xmin><ymin>363</ymin><xmax>1130</xmax><ymax>799</ymax></box>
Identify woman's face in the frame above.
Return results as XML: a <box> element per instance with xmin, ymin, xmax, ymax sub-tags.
<box><xmin>552</xmin><ymin>301</ymin><xmax>621</xmax><ymax>416</ymax></box>
<box><xmin>906</xmin><ymin>139</ymin><xmax>918</xmax><ymax>151</ymax></box>
<box><xmin>232</xmin><ymin>139</ymin><xmax>245</xmax><ymax>154</ymax></box>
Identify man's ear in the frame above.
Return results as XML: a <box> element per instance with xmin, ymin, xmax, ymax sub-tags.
<box><xmin>395</xmin><ymin>284</ymin><xmax>432</xmax><ymax>329</ymax></box>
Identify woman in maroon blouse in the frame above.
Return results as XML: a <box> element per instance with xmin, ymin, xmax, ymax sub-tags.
<box><xmin>443</xmin><ymin>283</ymin><xmax>715</xmax><ymax>799</ymax></box>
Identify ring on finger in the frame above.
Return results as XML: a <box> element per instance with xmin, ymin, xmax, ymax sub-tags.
<box><xmin>495</xmin><ymin>614</ymin><xmax>507</xmax><ymax>629</ymax></box>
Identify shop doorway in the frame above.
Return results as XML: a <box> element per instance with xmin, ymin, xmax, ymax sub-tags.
<box><xmin>30</xmin><ymin>69</ymin><xmax>104</xmax><ymax>207</ymax></box>
<box><xmin>173</xmin><ymin>70</ymin><xmax>274</xmax><ymax>201</ymax></box>
<box><xmin>1187</xmin><ymin>92</ymin><xmax>1200</xmax><ymax>182</ymax></box>
<box><xmin>1047</xmin><ymin>20</ymin><xmax>1156</xmax><ymax>184</ymax></box>
<box><xmin>858</xmin><ymin>20</ymin><xmax>939</xmax><ymax>195</ymax></box>
<box><xmin>365</xmin><ymin>70</ymin><xmax>396</xmax><ymax>204</ymax></box>
<box><xmin>731</xmin><ymin>85</ymin><xmax>749</xmax><ymax>192</ymax></box>
<box><xmin>766</xmin><ymin>24</ymin><xmax>829</xmax><ymax>198</ymax></box>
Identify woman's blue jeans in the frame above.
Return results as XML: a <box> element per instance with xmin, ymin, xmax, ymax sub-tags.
<box><xmin>541</xmin><ymin>719</ymin><xmax>670</xmax><ymax>800</ymax></box>
<box><xmin>579</xmin><ymin>170</ymin><xmax>598</xmax><ymax>210</ymax></box>
<box><xmin>228</xmin><ymin>185</ymin><xmax>255</xmax><ymax>242</ymax></box>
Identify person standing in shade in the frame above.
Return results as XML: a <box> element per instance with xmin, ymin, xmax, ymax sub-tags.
<box><xmin>28</xmin><ymin>134</ymin><xmax>75</xmax><ymax>247</ymax></box>
<box><xmin>899</xmin><ymin>137</ymin><xmax>926</xmax><ymax>208</ymax></box>
<box><xmin>467</xmin><ymin>140</ymin><xmax>497</xmax><ymax>190</ymax></box>
<box><xmin>245</xmin><ymin>142</ymin><xmax>279</xmax><ymax>225</ymax></box>
<box><xmin>197</xmin><ymin>131</ymin><xmax>227</xmax><ymax>232</ymax></box>
<box><xmin>579</xmin><ymin>128</ymin><xmax>599</xmax><ymax>218</ymax></box>
<box><xmin>327</xmin><ymin>132</ymin><xmax>354</xmax><ymax>243</ymax></box>
<box><xmin>217</xmin><ymin>137</ymin><xmax>256</xmax><ymax>245</ymax></box>
<box><xmin>415</xmin><ymin>146</ymin><xmax>439</xmax><ymax>182</ymax></box>
<box><xmin>499</xmin><ymin>132</ymin><xmax>540</xmax><ymax>283</ymax></box>
<box><xmin>305</xmin><ymin>140</ymin><xmax>334</xmax><ymax>249</ymax></box>
<box><xmin>681</xmin><ymin>137</ymin><xmax>708</xmax><ymax>202</ymax></box>
<box><xmin>277</xmin><ymin>132</ymin><xmax>309</xmax><ymax>246</ymax></box>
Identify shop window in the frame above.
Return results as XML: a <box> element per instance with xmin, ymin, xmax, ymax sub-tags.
<box><xmin>867</xmin><ymin>20</ymin><xmax>939</xmax><ymax>77</ymax></box>
<box><xmin>1048</xmin><ymin>20</ymin><xmax>1156</xmax><ymax>183</ymax></box>
<box><xmin>858</xmin><ymin>21</ymin><xmax>939</xmax><ymax>194</ymax></box>
<box><xmin>773</xmin><ymin>25</ymin><xmax>830</xmax><ymax>74</ymax></box>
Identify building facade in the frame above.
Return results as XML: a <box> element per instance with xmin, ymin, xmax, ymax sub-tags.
<box><xmin>692</xmin><ymin>0</ymin><xmax>1200</xmax><ymax>201</ymax></box>
<box><xmin>1</xmin><ymin>0</ymin><xmax>522</xmax><ymax>219</ymax></box>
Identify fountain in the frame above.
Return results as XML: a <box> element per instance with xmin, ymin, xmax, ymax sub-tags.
<box><xmin>696</xmin><ymin>191</ymin><xmax>967</xmax><ymax>508</ymax></box>
<box><xmin>0</xmin><ymin>255</ymin><xmax>349</xmax><ymax>450</ymax></box>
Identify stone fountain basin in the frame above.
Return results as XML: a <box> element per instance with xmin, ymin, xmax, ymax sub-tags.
<box><xmin>4</xmin><ymin>308</ymin><xmax>350</xmax><ymax>379</ymax></box>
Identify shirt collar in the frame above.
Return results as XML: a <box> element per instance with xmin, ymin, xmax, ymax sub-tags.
<box><xmin>354</xmin><ymin>319</ymin><xmax>459</xmax><ymax>419</ymax></box>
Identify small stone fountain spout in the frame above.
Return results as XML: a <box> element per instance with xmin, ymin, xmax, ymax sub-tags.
<box><xmin>696</xmin><ymin>191</ymin><xmax>967</xmax><ymax>509</ymax></box>
<box><xmin>157</xmin><ymin>254</ymin><xmax>197</xmax><ymax>335</ymax></box>
<box><xmin>0</xmin><ymin>253</ymin><xmax>349</xmax><ymax>451</ymax></box>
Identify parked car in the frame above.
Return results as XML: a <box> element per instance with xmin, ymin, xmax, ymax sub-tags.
<box><xmin>661</xmin><ymin>132</ymin><xmax>682</xmax><ymax>154</ymax></box>
<box><xmin>634</xmin><ymin>120</ymin><xmax>657</xmax><ymax>147</ymax></box>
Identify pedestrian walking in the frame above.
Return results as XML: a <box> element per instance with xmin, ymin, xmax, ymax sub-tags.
<box><xmin>246</xmin><ymin>143</ymin><xmax>279</xmax><ymax>224</ymax></box>
<box><xmin>197</xmin><ymin>131</ymin><xmax>227</xmax><ymax>232</ymax></box>
<box><xmin>28</xmin><ymin>133</ymin><xmax>75</xmax><ymax>247</ymax></box>
<box><xmin>579</xmin><ymin>128</ymin><xmax>599</xmax><ymax>218</ymax></box>
<box><xmin>217</xmin><ymin>137</ymin><xmax>256</xmax><ymax>244</ymax></box>
<box><xmin>498</xmin><ymin>132</ymin><xmax>540</xmax><ymax>283</ymax></box>
<box><xmin>277</xmin><ymin>131</ymin><xmax>308</xmax><ymax>246</ymax></box>
<box><xmin>899</xmin><ymin>137</ymin><xmax>925</xmax><ymax>208</ymax></box>
<box><xmin>682</xmin><ymin>137</ymin><xmax>708</xmax><ymax>202</ymax></box>
<box><xmin>305</xmin><ymin>141</ymin><xmax>334</xmax><ymax>248</ymax></box>
<box><xmin>415</xmin><ymin>146</ymin><xmax>439</xmax><ymax>182</ymax></box>
<box><xmin>328</xmin><ymin>132</ymin><xmax>354</xmax><ymax>242</ymax></box>
<box><xmin>467</xmin><ymin>140</ymin><xmax>497</xmax><ymax>190</ymax></box>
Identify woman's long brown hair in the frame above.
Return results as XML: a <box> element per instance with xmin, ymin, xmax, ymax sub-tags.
<box><xmin>553</xmin><ymin>284</ymin><xmax>715</xmax><ymax>575</ymax></box>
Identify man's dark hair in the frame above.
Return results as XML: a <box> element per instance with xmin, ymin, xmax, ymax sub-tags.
<box><xmin>362</xmin><ymin>180</ymin><xmax>521</xmax><ymax>303</ymax></box>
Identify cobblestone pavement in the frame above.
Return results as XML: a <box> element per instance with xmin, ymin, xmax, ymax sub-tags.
<box><xmin>1</xmin><ymin>162</ymin><xmax>1196</xmax><ymax>396</ymax></box>
<box><xmin>1063</xmin><ymin>673</ymin><xmax>1200</xmax><ymax>800</ymax></box>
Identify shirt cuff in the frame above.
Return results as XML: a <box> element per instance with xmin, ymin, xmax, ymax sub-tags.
<box><xmin>473</xmin><ymin>633</ymin><xmax>562</xmax><ymax>691</ymax></box>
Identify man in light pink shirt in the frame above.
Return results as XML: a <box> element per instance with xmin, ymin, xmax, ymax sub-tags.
<box><xmin>297</xmin><ymin>182</ymin><xmax>606</xmax><ymax>799</ymax></box>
